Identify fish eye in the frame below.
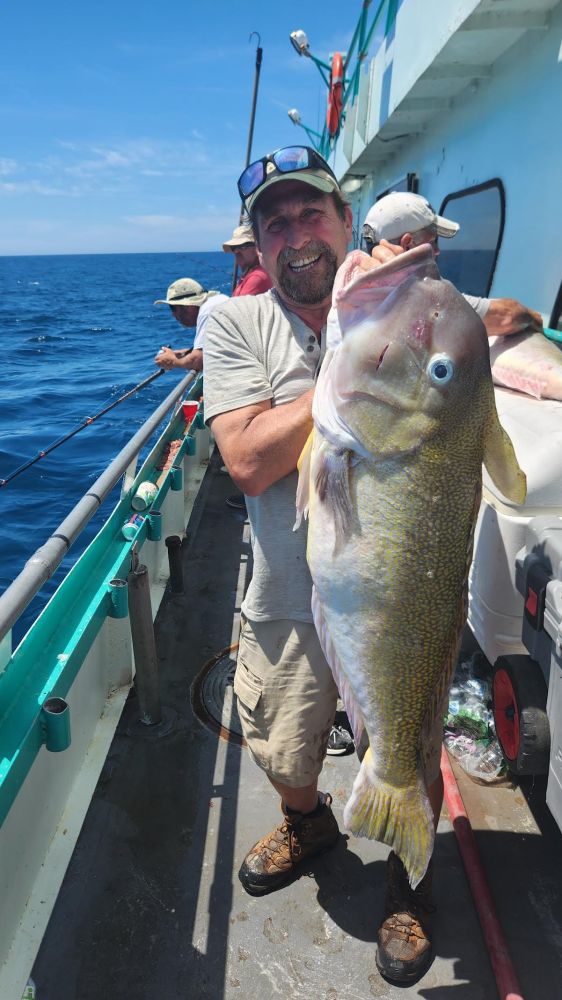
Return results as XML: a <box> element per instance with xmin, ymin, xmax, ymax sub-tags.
<box><xmin>427</xmin><ymin>355</ymin><xmax>454</xmax><ymax>385</ymax></box>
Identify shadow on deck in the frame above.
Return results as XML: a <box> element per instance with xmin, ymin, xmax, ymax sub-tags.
<box><xmin>31</xmin><ymin>458</ymin><xmax>562</xmax><ymax>1000</ymax></box>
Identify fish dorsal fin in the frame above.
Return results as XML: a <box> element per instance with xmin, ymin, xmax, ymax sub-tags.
<box><xmin>294</xmin><ymin>430</ymin><xmax>314</xmax><ymax>530</ymax></box>
<box><xmin>482</xmin><ymin>397</ymin><xmax>527</xmax><ymax>504</ymax></box>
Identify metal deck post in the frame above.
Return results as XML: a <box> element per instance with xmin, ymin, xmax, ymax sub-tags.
<box><xmin>127</xmin><ymin>564</ymin><xmax>162</xmax><ymax>726</ymax></box>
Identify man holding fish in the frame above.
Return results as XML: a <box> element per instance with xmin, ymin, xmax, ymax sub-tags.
<box><xmin>203</xmin><ymin>146</ymin><xmax>526</xmax><ymax>985</ymax></box>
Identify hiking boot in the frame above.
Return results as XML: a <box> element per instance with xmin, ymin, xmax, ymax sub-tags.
<box><xmin>238</xmin><ymin>792</ymin><xmax>339</xmax><ymax>896</ymax></box>
<box><xmin>376</xmin><ymin>851</ymin><xmax>435</xmax><ymax>984</ymax></box>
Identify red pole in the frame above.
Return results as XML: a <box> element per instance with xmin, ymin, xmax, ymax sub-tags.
<box><xmin>440</xmin><ymin>747</ymin><xmax>525</xmax><ymax>1000</ymax></box>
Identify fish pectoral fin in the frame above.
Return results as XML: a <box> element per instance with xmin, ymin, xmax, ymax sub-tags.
<box><xmin>315</xmin><ymin>445</ymin><xmax>354</xmax><ymax>542</ymax></box>
<box><xmin>482</xmin><ymin>401</ymin><xmax>527</xmax><ymax>504</ymax></box>
<box><xmin>294</xmin><ymin>430</ymin><xmax>314</xmax><ymax>530</ymax></box>
<box><xmin>343</xmin><ymin>748</ymin><xmax>434</xmax><ymax>890</ymax></box>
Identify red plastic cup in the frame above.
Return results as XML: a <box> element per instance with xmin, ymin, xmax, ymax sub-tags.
<box><xmin>181</xmin><ymin>401</ymin><xmax>199</xmax><ymax>423</ymax></box>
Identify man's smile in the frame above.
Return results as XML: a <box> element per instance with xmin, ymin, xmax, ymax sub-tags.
<box><xmin>287</xmin><ymin>251</ymin><xmax>323</xmax><ymax>272</ymax></box>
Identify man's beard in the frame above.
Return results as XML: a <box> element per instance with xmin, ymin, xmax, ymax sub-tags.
<box><xmin>276</xmin><ymin>241</ymin><xmax>339</xmax><ymax>305</ymax></box>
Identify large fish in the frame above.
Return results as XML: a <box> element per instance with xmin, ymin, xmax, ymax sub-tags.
<box><xmin>296</xmin><ymin>245</ymin><xmax>526</xmax><ymax>888</ymax></box>
<box><xmin>489</xmin><ymin>331</ymin><xmax>562</xmax><ymax>400</ymax></box>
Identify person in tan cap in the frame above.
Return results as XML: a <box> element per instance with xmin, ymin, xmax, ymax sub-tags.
<box><xmin>362</xmin><ymin>192</ymin><xmax>542</xmax><ymax>337</ymax></box>
<box><xmin>223</xmin><ymin>223</ymin><xmax>272</xmax><ymax>297</ymax></box>
<box><xmin>153</xmin><ymin>278</ymin><xmax>229</xmax><ymax>372</ymax></box>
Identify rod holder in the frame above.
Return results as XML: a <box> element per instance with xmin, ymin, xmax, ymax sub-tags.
<box><xmin>165</xmin><ymin>535</ymin><xmax>184</xmax><ymax>594</ymax></box>
<box><xmin>185</xmin><ymin>435</ymin><xmax>197</xmax><ymax>456</ymax></box>
<box><xmin>147</xmin><ymin>510</ymin><xmax>162</xmax><ymax>541</ymax></box>
<box><xmin>40</xmin><ymin>697</ymin><xmax>71</xmax><ymax>752</ymax></box>
<box><xmin>108</xmin><ymin>578</ymin><xmax>128</xmax><ymax>618</ymax></box>
<box><xmin>170</xmin><ymin>466</ymin><xmax>183</xmax><ymax>491</ymax></box>
<box><xmin>193</xmin><ymin>410</ymin><xmax>205</xmax><ymax>430</ymax></box>
<box><xmin>127</xmin><ymin>564</ymin><xmax>162</xmax><ymax>726</ymax></box>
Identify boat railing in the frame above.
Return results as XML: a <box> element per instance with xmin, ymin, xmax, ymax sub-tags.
<box><xmin>0</xmin><ymin>369</ymin><xmax>214</xmax><ymax>997</ymax></box>
<box><xmin>0</xmin><ymin>371</ymin><xmax>196</xmax><ymax>645</ymax></box>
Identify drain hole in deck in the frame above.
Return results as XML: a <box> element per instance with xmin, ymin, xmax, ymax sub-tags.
<box><xmin>191</xmin><ymin>645</ymin><xmax>245</xmax><ymax>745</ymax></box>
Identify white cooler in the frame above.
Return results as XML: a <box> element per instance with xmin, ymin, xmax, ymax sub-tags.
<box><xmin>468</xmin><ymin>387</ymin><xmax>562</xmax><ymax>667</ymax></box>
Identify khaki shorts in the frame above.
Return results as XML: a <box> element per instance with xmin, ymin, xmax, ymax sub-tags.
<box><xmin>234</xmin><ymin>615</ymin><xmax>445</xmax><ymax>790</ymax></box>
<box><xmin>234</xmin><ymin>616</ymin><xmax>339</xmax><ymax>787</ymax></box>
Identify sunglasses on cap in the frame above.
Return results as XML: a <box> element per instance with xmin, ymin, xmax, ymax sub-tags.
<box><xmin>237</xmin><ymin>145</ymin><xmax>338</xmax><ymax>203</ymax></box>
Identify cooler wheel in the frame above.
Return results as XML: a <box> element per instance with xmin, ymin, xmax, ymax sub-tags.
<box><xmin>492</xmin><ymin>655</ymin><xmax>550</xmax><ymax>776</ymax></box>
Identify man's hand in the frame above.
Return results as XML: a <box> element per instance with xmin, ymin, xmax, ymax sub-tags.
<box><xmin>369</xmin><ymin>239</ymin><xmax>405</xmax><ymax>266</ymax></box>
<box><xmin>484</xmin><ymin>299</ymin><xmax>544</xmax><ymax>338</ymax></box>
<box><xmin>154</xmin><ymin>347</ymin><xmax>203</xmax><ymax>371</ymax></box>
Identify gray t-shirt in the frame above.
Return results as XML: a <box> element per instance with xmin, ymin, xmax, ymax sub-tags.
<box><xmin>463</xmin><ymin>293</ymin><xmax>490</xmax><ymax>319</ymax></box>
<box><xmin>204</xmin><ymin>290</ymin><xmax>324</xmax><ymax>623</ymax></box>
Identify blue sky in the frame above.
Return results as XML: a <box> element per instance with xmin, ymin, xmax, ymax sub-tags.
<box><xmin>0</xmin><ymin>1</ymin><xmax>361</xmax><ymax>255</ymax></box>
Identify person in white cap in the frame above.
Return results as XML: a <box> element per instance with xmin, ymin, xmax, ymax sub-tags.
<box><xmin>362</xmin><ymin>192</ymin><xmax>542</xmax><ymax>337</ymax></box>
<box><xmin>153</xmin><ymin>278</ymin><xmax>229</xmax><ymax>372</ymax></box>
<box><xmin>223</xmin><ymin>223</ymin><xmax>272</xmax><ymax>297</ymax></box>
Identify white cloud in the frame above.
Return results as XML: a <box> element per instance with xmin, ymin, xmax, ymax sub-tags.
<box><xmin>0</xmin><ymin>137</ymin><xmax>242</xmax><ymax>202</ymax></box>
<box><xmin>0</xmin><ymin>158</ymin><xmax>17</xmax><ymax>176</ymax></box>
<box><xmin>0</xmin><ymin>203</ymin><xmax>240</xmax><ymax>256</ymax></box>
<box><xmin>0</xmin><ymin>179</ymin><xmax>79</xmax><ymax>196</ymax></box>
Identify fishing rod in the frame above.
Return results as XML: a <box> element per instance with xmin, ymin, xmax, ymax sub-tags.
<box><xmin>232</xmin><ymin>31</ymin><xmax>263</xmax><ymax>293</ymax></box>
<box><xmin>0</xmin><ymin>367</ymin><xmax>167</xmax><ymax>488</ymax></box>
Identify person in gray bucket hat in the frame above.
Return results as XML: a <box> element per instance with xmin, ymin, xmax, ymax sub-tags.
<box><xmin>154</xmin><ymin>277</ymin><xmax>229</xmax><ymax>372</ymax></box>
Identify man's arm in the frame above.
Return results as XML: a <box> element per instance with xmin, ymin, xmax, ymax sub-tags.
<box><xmin>154</xmin><ymin>347</ymin><xmax>203</xmax><ymax>371</ymax></box>
<box><xmin>480</xmin><ymin>298</ymin><xmax>543</xmax><ymax>338</ymax></box>
<box><xmin>210</xmin><ymin>389</ymin><xmax>314</xmax><ymax>496</ymax></box>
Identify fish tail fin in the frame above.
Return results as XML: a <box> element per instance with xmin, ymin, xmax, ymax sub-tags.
<box><xmin>343</xmin><ymin>748</ymin><xmax>434</xmax><ymax>889</ymax></box>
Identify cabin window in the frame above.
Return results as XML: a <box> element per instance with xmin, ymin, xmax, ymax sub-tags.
<box><xmin>437</xmin><ymin>180</ymin><xmax>505</xmax><ymax>298</ymax></box>
<box><xmin>375</xmin><ymin>173</ymin><xmax>419</xmax><ymax>199</ymax></box>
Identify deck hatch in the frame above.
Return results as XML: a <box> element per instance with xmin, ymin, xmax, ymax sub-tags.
<box><xmin>191</xmin><ymin>645</ymin><xmax>245</xmax><ymax>745</ymax></box>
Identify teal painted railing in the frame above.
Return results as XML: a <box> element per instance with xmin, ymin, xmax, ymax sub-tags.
<box><xmin>0</xmin><ymin>378</ymin><xmax>204</xmax><ymax>827</ymax></box>
<box><xmin>296</xmin><ymin>0</ymin><xmax>398</xmax><ymax>159</ymax></box>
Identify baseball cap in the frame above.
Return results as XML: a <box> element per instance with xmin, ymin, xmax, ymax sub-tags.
<box><xmin>154</xmin><ymin>278</ymin><xmax>217</xmax><ymax>307</ymax></box>
<box><xmin>222</xmin><ymin>223</ymin><xmax>256</xmax><ymax>252</ymax></box>
<box><xmin>363</xmin><ymin>192</ymin><xmax>459</xmax><ymax>242</ymax></box>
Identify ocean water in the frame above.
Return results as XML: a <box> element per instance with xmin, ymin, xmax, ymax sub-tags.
<box><xmin>0</xmin><ymin>251</ymin><xmax>234</xmax><ymax>642</ymax></box>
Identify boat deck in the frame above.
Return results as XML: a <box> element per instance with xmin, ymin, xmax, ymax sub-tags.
<box><xmin>31</xmin><ymin>456</ymin><xmax>562</xmax><ymax>999</ymax></box>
